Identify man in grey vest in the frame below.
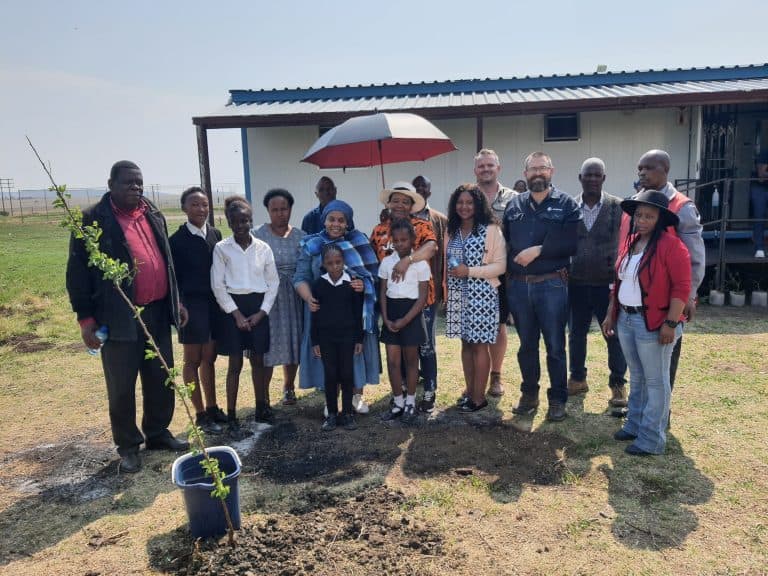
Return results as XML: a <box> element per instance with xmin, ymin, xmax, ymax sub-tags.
<box><xmin>567</xmin><ymin>158</ymin><xmax>627</xmax><ymax>407</ymax></box>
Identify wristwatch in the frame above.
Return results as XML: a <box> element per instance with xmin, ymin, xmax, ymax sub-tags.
<box><xmin>408</xmin><ymin>254</ymin><xmax>414</xmax><ymax>264</ymax></box>
<box><xmin>663</xmin><ymin>319</ymin><xmax>680</xmax><ymax>328</ymax></box>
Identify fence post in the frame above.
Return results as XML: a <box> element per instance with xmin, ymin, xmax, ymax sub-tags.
<box><xmin>17</xmin><ymin>190</ymin><xmax>24</xmax><ymax>223</ymax></box>
<box><xmin>716</xmin><ymin>178</ymin><xmax>729</xmax><ymax>291</ymax></box>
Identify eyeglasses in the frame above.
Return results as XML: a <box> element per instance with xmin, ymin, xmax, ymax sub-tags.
<box><xmin>526</xmin><ymin>165</ymin><xmax>552</xmax><ymax>173</ymax></box>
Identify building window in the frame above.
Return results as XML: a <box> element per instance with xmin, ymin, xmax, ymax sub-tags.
<box><xmin>544</xmin><ymin>113</ymin><xmax>579</xmax><ymax>141</ymax></box>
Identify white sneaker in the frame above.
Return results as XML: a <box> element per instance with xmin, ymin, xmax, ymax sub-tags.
<box><xmin>755</xmin><ymin>250</ymin><xmax>765</xmax><ymax>258</ymax></box>
<box><xmin>352</xmin><ymin>394</ymin><xmax>369</xmax><ymax>414</ymax></box>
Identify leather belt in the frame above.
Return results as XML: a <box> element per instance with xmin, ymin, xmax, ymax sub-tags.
<box><xmin>510</xmin><ymin>268</ymin><xmax>568</xmax><ymax>284</ymax></box>
<box><xmin>620</xmin><ymin>304</ymin><xmax>643</xmax><ymax>314</ymax></box>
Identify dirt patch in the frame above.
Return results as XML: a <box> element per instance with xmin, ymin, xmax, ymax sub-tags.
<box><xmin>0</xmin><ymin>432</ymin><xmax>117</xmax><ymax>502</ymax></box>
<box><xmin>161</xmin><ymin>486</ymin><xmax>452</xmax><ymax>576</ymax></box>
<box><xmin>0</xmin><ymin>332</ymin><xmax>54</xmax><ymax>353</ymax></box>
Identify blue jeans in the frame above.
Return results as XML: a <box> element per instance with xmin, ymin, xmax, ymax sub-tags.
<box><xmin>507</xmin><ymin>277</ymin><xmax>569</xmax><ymax>405</ymax></box>
<box><xmin>617</xmin><ymin>310</ymin><xmax>682</xmax><ymax>454</ymax></box>
<box><xmin>751</xmin><ymin>183</ymin><xmax>768</xmax><ymax>251</ymax></box>
<box><xmin>568</xmin><ymin>284</ymin><xmax>627</xmax><ymax>387</ymax></box>
<box><xmin>419</xmin><ymin>303</ymin><xmax>438</xmax><ymax>392</ymax></box>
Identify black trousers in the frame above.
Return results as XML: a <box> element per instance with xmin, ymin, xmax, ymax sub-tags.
<box><xmin>320</xmin><ymin>340</ymin><xmax>355</xmax><ymax>416</ymax></box>
<box><xmin>100</xmin><ymin>300</ymin><xmax>175</xmax><ymax>456</ymax></box>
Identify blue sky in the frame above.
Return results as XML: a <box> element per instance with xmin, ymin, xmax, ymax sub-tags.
<box><xmin>1</xmin><ymin>0</ymin><xmax>765</xmax><ymax>189</ymax></box>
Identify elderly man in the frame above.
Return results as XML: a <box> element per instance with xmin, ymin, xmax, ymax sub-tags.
<box><xmin>66</xmin><ymin>161</ymin><xmax>189</xmax><ymax>473</ymax></box>
<box><xmin>301</xmin><ymin>176</ymin><xmax>337</xmax><ymax>235</ymax></box>
<box><xmin>503</xmin><ymin>152</ymin><xmax>581</xmax><ymax>422</ymax></box>
<box><xmin>619</xmin><ymin>150</ymin><xmax>705</xmax><ymax>393</ymax></box>
<box><xmin>567</xmin><ymin>158</ymin><xmax>627</xmax><ymax>407</ymax></box>
<box><xmin>412</xmin><ymin>175</ymin><xmax>447</xmax><ymax>412</ymax></box>
<box><xmin>474</xmin><ymin>148</ymin><xmax>516</xmax><ymax>397</ymax></box>
<box><xmin>370</xmin><ymin>181</ymin><xmax>438</xmax><ymax>411</ymax></box>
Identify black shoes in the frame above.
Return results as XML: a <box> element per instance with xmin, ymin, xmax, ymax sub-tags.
<box><xmin>512</xmin><ymin>393</ymin><xmax>540</xmax><ymax>415</ymax></box>
<box><xmin>419</xmin><ymin>391</ymin><xmax>436</xmax><ymax>413</ymax></box>
<box><xmin>195</xmin><ymin>412</ymin><xmax>223</xmax><ymax>434</ymax></box>
<box><xmin>401</xmin><ymin>404</ymin><xmax>418</xmax><ymax>424</ymax></box>
<box><xmin>145</xmin><ymin>433</ymin><xmax>190</xmax><ymax>452</ymax></box>
<box><xmin>120</xmin><ymin>452</ymin><xmax>141</xmax><ymax>473</ymax></box>
<box><xmin>338</xmin><ymin>413</ymin><xmax>358</xmax><ymax>431</ymax></box>
<box><xmin>625</xmin><ymin>444</ymin><xmax>654</xmax><ymax>456</ymax></box>
<box><xmin>545</xmin><ymin>403</ymin><xmax>567</xmax><ymax>422</ymax></box>
<box><xmin>254</xmin><ymin>405</ymin><xmax>275</xmax><ymax>424</ymax></box>
<box><xmin>322</xmin><ymin>415</ymin><xmax>337</xmax><ymax>431</ymax></box>
<box><xmin>382</xmin><ymin>403</ymin><xmax>404</xmax><ymax>421</ymax></box>
<box><xmin>460</xmin><ymin>399</ymin><xmax>489</xmax><ymax>413</ymax></box>
<box><xmin>206</xmin><ymin>405</ymin><xmax>229</xmax><ymax>424</ymax></box>
<box><xmin>613</xmin><ymin>429</ymin><xmax>637</xmax><ymax>441</ymax></box>
<box><xmin>227</xmin><ymin>416</ymin><xmax>252</xmax><ymax>440</ymax></box>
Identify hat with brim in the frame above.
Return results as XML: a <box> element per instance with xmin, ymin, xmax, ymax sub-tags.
<box><xmin>379</xmin><ymin>181</ymin><xmax>426</xmax><ymax>214</ymax></box>
<box><xmin>620</xmin><ymin>189</ymin><xmax>679</xmax><ymax>228</ymax></box>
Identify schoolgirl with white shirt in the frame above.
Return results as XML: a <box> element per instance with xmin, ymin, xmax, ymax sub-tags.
<box><xmin>211</xmin><ymin>196</ymin><xmax>279</xmax><ymax>437</ymax></box>
<box><xmin>379</xmin><ymin>218</ymin><xmax>430</xmax><ymax>424</ymax></box>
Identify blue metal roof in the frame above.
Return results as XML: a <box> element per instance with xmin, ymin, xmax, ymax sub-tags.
<box><xmin>229</xmin><ymin>64</ymin><xmax>768</xmax><ymax>104</ymax></box>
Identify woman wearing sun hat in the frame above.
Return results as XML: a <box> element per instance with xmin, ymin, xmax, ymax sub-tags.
<box><xmin>602</xmin><ymin>189</ymin><xmax>691</xmax><ymax>456</ymax></box>
<box><xmin>370</xmin><ymin>182</ymin><xmax>438</xmax><ymax>412</ymax></box>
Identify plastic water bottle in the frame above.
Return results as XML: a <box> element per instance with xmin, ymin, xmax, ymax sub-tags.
<box><xmin>448</xmin><ymin>255</ymin><xmax>460</xmax><ymax>269</ymax></box>
<box><xmin>87</xmin><ymin>325</ymin><xmax>109</xmax><ymax>356</ymax></box>
<box><xmin>712</xmin><ymin>186</ymin><xmax>719</xmax><ymax>208</ymax></box>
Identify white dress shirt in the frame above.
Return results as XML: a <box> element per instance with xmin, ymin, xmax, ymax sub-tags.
<box><xmin>211</xmin><ymin>234</ymin><xmax>279</xmax><ymax>314</ymax></box>
<box><xmin>378</xmin><ymin>252</ymin><xmax>431</xmax><ymax>299</ymax></box>
<box><xmin>185</xmin><ymin>221</ymin><xmax>208</xmax><ymax>239</ymax></box>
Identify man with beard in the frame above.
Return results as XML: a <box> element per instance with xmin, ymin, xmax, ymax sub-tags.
<box><xmin>567</xmin><ymin>158</ymin><xmax>627</xmax><ymax>408</ymax></box>
<box><xmin>617</xmin><ymin>150</ymin><xmax>704</xmax><ymax>396</ymax></box>
<box><xmin>474</xmin><ymin>149</ymin><xmax>516</xmax><ymax>397</ymax></box>
<box><xmin>503</xmin><ymin>152</ymin><xmax>581</xmax><ymax>421</ymax></box>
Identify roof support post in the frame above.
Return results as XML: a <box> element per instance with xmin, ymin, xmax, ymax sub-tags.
<box><xmin>196</xmin><ymin>124</ymin><xmax>214</xmax><ymax>225</ymax></box>
<box><xmin>476</xmin><ymin>116</ymin><xmax>484</xmax><ymax>152</ymax></box>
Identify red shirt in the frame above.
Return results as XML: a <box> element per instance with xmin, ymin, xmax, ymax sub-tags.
<box><xmin>611</xmin><ymin>231</ymin><xmax>691</xmax><ymax>331</ymax></box>
<box><xmin>112</xmin><ymin>200</ymin><xmax>169</xmax><ymax>305</ymax></box>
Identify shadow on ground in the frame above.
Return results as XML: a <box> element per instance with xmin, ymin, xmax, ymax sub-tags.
<box><xmin>566</xmin><ymin>395</ymin><xmax>714</xmax><ymax>550</ymax></box>
<box><xmin>0</xmin><ymin>430</ymin><xmax>179</xmax><ymax>565</ymax></box>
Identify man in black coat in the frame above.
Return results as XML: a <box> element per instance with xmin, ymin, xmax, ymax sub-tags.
<box><xmin>66</xmin><ymin>160</ymin><xmax>189</xmax><ymax>473</ymax></box>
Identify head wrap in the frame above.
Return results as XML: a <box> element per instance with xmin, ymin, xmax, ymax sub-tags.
<box><xmin>320</xmin><ymin>199</ymin><xmax>355</xmax><ymax>231</ymax></box>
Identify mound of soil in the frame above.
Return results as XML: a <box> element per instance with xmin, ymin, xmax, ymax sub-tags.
<box><xmin>176</xmin><ymin>487</ymin><xmax>449</xmax><ymax>576</ymax></box>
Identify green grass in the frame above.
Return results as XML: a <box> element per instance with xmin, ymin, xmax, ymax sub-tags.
<box><xmin>0</xmin><ymin>218</ymin><xmax>767</xmax><ymax>575</ymax></box>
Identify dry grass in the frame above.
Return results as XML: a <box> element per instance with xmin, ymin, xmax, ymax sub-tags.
<box><xmin>1</xmin><ymin>218</ymin><xmax>767</xmax><ymax>575</ymax></box>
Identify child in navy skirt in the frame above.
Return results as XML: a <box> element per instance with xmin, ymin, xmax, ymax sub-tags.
<box><xmin>379</xmin><ymin>219</ymin><xmax>429</xmax><ymax>424</ymax></box>
<box><xmin>211</xmin><ymin>197</ymin><xmax>279</xmax><ymax>437</ymax></box>
<box><xmin>311</xmin><ymin>244</ymin><xmax>364</xmax><ymax>432</ymax></box>
<box><xmin>169</xmin><ymin>187</ymin><xmax>226</xmax><ymax>434</ymax></box>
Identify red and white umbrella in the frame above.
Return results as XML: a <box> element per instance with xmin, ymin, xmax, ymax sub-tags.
<box><xmin>300</xmin><ymin>112</ymin><xmax>457</xmax><ymax>187</ymax></box>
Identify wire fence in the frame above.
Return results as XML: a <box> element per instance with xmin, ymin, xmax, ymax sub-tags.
<box><xmin>0</xmin><ymin>183</ymin><xmax>244</xmax><ymax>223</ymax></box>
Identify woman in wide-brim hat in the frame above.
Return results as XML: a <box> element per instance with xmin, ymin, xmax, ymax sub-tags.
<box><xmin>602</xmin><ymin>189</ymin><xmax>691</xmax><ymax>456</ymax></box>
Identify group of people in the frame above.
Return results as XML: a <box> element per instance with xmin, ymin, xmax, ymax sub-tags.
<box><xmin>66</xmin><ymin>146</ymin><xmax>705</xmax><ymax>472</ymax></box>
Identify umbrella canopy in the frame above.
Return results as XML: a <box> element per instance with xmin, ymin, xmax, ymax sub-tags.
<box><xmin>300</xmin><ymin>112</ymin><xmax>457</xmax><ymax>170</ymax></box>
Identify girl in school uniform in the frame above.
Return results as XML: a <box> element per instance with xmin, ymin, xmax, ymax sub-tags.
<box><xmin>169</xmin><ymin>187</ymin><xmax>226</xmax><ymax>434</ymax></box>
<box><xmin>211</xmin><ymin>196</ymin><xmax>279</xmax><ymax>438</ymax></box>
<box><xmin>311</xmin><ymin>243</ymin><xmax>365</xmax><ymax>432</ymax></box>
<box><xmin>379</xmin><ymin>218</ymin><xmax>430</xmax><ymax>424</ymax></box>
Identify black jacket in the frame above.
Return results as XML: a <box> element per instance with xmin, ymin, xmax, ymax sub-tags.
<box><xmin>66</xmin><ymin>192</ymin><xmax>181</xmax><ymax>341</ymax></box>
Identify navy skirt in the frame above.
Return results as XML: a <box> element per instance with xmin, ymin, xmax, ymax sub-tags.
<box><xmin>216</xmin><ymin>292</ymin><xmax>270</xmax><ymax>356</ymax></box>
<box><xmin>380</xmin><ymin>297</ymin><xmax>426</xmax><ymax>347</ymax></box>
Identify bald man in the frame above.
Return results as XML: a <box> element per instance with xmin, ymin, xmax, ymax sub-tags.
<box><xmin>618</xmin><ymin>149</ymin><xmax>705</xmax><ymax>397</ymax></box>
<box><xmin>567</xmin><ymin>158</ymin><xmax>627</xmax><ymax>407</ymax></box>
